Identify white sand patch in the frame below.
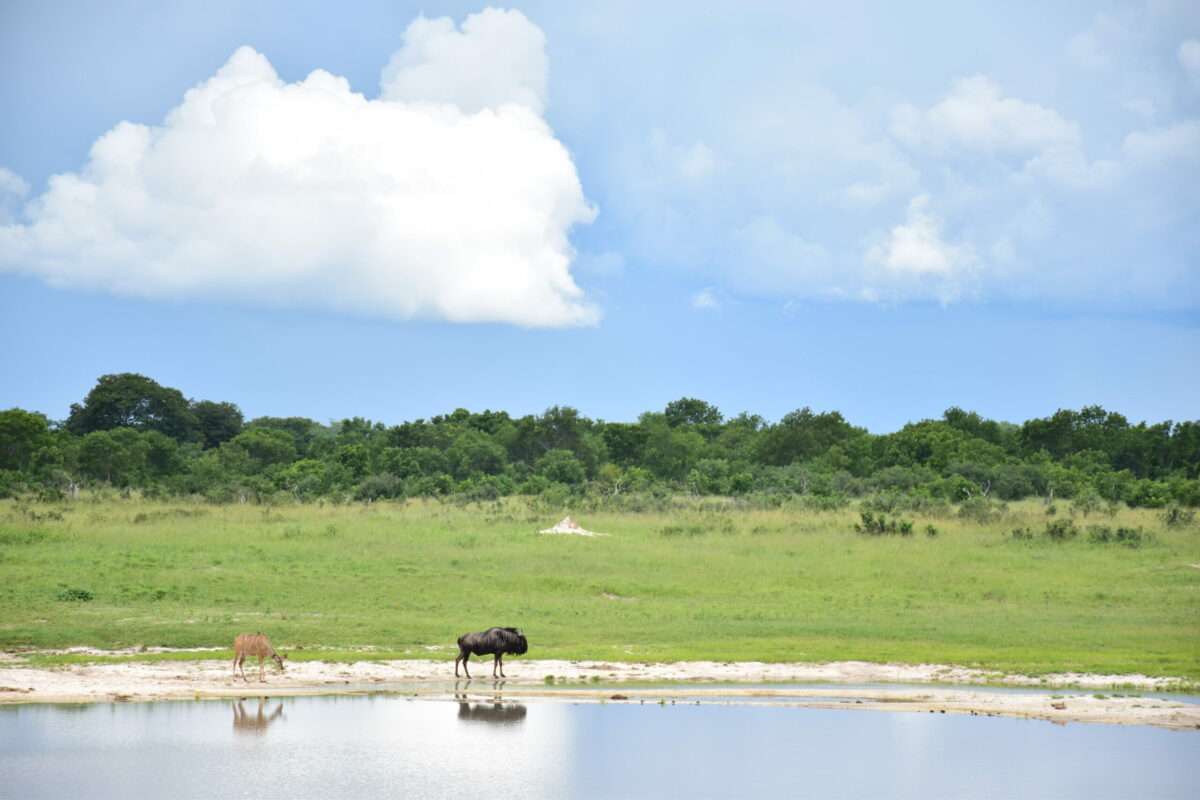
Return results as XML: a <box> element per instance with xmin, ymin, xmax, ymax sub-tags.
<box><xmin>1</xmin><ymin>654</ymin><xmax>1195</xmax><ymax>729</ymax></box>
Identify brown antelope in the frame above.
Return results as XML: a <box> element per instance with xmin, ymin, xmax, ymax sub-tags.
<box><xmin>233</xmin><ymin>633</ymin><xmax>288</xmax><ymax>682</ymax></box>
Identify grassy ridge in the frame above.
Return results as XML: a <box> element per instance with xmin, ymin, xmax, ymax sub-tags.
<box><xmin>0</xmin><ymin>497</ymin><xmax>1197</xmax><ymax>678</ymax></box>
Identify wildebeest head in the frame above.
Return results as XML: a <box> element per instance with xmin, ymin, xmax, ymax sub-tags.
<box><xmin>503</xmin><ymin>628</ymin><xmax>528</xmax><ymax>655</ymax></box>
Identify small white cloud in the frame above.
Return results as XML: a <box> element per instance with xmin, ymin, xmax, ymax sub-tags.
<box><xmin>649</xmin><ymin>129</ymin><xmax>719</xmax><ymax>182</ymax></box>
<box><xmin>1122</xmin><ymin>120</ymin><xmax>1200</xmax><ymax>166</ymax></box>
<box><xmin>0</xmin><ymin>11</ymin><xmax>600</xmax><ymax>328</ymax></box>
<box><xmin>380</xmin><ymin>8</ymin><xmax>548</xmax><ymax>114</ymax></box>
<box><xmin>1179</xmin><ymin>39</ymin><xmax>1200</xmax><ymax>84</ymax></box>
<box><xmin>0</xmin><ymin>167</ymin><xmax>28</xmax><ymax>197</ymax></box>
<box><xmin>869</xmin><ymin>194</ymin><xmax>972</xmax><ymax>276</ymax></box>
<box><xmin>692</xmin><ymin>286</ymin><xmax>729</xmax><ymax>310</ymax></box>
<box><xmin>1024</xmin><ymin>145</ymin><xmax>1122</xmax><ymax>189</ymax></box>
<box><xmin>891</xmin><ymin>76</ymin><xmax>1080</xmax><ymax>158</ymax></box>
<box><xmin>1122</xmin><ymin>97</ymin><xmax>1157</xmax><ymax>118</ymax></box>
<box><xmin>838</xmin><ymin>180</ymin><xmax>891</xmax><ymax>209</ymax></box>
<box><xmin>862</xmin><ymin>194</ymin><xmax>978</xmax><ymax>304</ymax></box>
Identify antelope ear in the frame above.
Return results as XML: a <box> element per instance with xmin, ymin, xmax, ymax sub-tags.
<box><xmin>282</xmin><ymin>653</ymin><xmax>290</xmax><ymax>660</ymax></box>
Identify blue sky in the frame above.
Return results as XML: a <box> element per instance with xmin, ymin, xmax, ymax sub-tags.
<box><xmin>2</xmin><ymin>0</ymin><xmax>1197</xmax><ymax>432</ymax></box>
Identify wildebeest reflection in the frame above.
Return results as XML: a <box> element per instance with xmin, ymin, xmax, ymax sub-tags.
<box><xmin>232</xmin><ymin>698</ymin><xmax>285</xmax><ymax>734</ymax></box>
<box><xmin>456</xmin><ymin>701</ymin><xmax>528</xmax><ymax>726</ymax></box>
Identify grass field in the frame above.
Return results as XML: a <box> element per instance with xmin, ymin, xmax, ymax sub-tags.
<box><xmin>1</xmin><ymin>495</ymin><xmax>1197</xmax><ymax>679</ymax></box>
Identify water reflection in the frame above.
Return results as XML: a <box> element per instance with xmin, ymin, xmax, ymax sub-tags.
<box><xmin>454</xmin><ymin>679</ymin><xmax>527</xmax><ymax>726</ymax></box>
<box><xmin>231</xmin><ymin>698</ymin><xmax>285</xmax><ymax>734</ymax></box>
<box><xmin>457</xmin><ymin>700</ymin><xmax>528</xmax><ymax>726</ymax></box>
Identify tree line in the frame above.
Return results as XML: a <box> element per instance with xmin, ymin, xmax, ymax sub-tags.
<box><xmin>1</xmin><ymin>373</ymin><xmax>1197</xmax><ymax>508</ymax></box>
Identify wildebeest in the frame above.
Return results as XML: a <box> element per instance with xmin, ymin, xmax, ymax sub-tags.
<box><xmin>233</xmin><ymin>633</ymin><xmax>288</xmax><ymax>682</ymax></box>
<box><xmin>454</xmin><ymin>627</ymin><xmax>528</xmax><ymax>678</ymax></box>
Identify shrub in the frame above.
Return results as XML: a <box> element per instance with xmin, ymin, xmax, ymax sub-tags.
<box><xmin>957</xmin><ymin>497</ymin><xmax>1007</xmax><ymax>524</ymax></box>
<box><xmin>1044</xmin><ymin>519</ymin><xmax>1078</xmax><ymax>541</ymax></box>
<box><xmin>1088</xmin><ymin>525</ymin><xmax>1149</xmax><ymax>547</ymax></box>
<box><xmin>802</xmin><ymin>493</ymin><xmax>849</xmax><ymax>511</ymax></box>
<box><xmin>854</xmin><ymin>511</ymin><xmax>913</xmax><ymax>536</ymax></box>
<box><xmin>55</xmin><ymin>587</ymin><xmax>95</xmax><ymax>602</ymax></box>
<box><xmin>37</xmin><ymin>487</ymin><xmax>67</xmax><ymax>503</ymax></box>
<box><xmin>1115</xmin><ymin>527</ymin><xmax>1149</xmax><ymax>547</ymax></box>
<box><xmin>354</xmin><ymin>473</ymin><xmax>404</xmax><ymax>501</ymax></box>
<box><xmin>1160</xmin><ymin>506</ymin><xmax>1196</xmax><ymax>529</ymax></box>
<box><xmin>1070</xmin><ymin>490</ymin><xmax>1104</xmax><ymax>518</ymax></box>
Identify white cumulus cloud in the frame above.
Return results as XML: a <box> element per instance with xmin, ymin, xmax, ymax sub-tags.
<box><xmin>891</xmin><ymin>76</ymin><xmax>1079</xmax><ymax>158</ymax></box>
<box><xmin>865</xmin><ymin>194</ymin><xmax>977</xmax><ymax>304</ymax></box>
<box><xmin>0</xmin><ymin>10</ymin><xmax>599</xmax><ymax>328</ymax></box>
<box><xmin>380</xmin><ymin>8</ymin><xmax>548</xmax><ymax>114</ymax></box>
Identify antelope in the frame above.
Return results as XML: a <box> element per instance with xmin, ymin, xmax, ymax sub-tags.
<box><xmin>233</xmin><ymin>633</ymin><xmax>288</xmax><ymax>682</ymax></box>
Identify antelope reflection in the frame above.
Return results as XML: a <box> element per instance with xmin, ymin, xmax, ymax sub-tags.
<box><xmin>454</xmin><ymin>682</ymin><xmax>526</xmax><ymax>726</ymax></box>
<box><xmin>232</xmin><ymin>698</ymin><xmax>285</xmax><ymax>734</ymax></box>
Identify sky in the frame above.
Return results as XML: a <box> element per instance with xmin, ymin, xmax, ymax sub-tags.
<box><xmin>1</xmin><ymin>0</ymin><xmax>1197</xmax><ymax>433</ymax></box>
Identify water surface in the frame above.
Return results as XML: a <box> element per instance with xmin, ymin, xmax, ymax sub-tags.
<box><xmin>1</xmin><ymin>693</ymin><xmax>1195</xmax><ymax>799</ymax></box>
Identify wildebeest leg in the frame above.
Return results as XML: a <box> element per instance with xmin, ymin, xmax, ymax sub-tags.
<box><xmin>457</xmin><ymin>649</ymin><xmax>471</xmax><ymax>679</ymax></box>
<box><xmin>494</xmin><ymin>653</ymin><xmax>504</xmax><ymax>678</ymax></box>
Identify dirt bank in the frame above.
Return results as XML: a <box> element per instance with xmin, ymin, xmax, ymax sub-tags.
<box><xmin>1</xmin><ymin>652</ymin><xmax>1196</xmax><ymax>730</ymax></box>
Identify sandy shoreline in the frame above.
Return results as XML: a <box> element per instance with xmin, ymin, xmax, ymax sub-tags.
<box><xmin>2</xmin><ymin>652</ymin><xmax>1197</xmax><ymax>730</ymax></box>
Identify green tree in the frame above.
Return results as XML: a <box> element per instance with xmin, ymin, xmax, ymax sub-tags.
<box><xmin>446</xmin><ymin>429</ymin><xmax>508</xmax><ymax>479</ymax></box>
<box><xmin>535</xmin><ymin>449</ymin><xmax>587</xmax><ymax>485</ymax></box>
<box><xmin>602</xmin><ymin>422</ymin><xmax>649</xmax><ymax>466</ymax></box>
<box><xmin>756</xmin><ymin>408</ymin><xmax>861</xmax><ymax>466</ymax></box>
<box><xmin>334</xmin><ymin>444</ymin><xmax>371</xmax><ymax>480</ymax></box>
<box><xmin>664</xmin><ymin>397</ymin><xmax>723</xmax><ymax>428</ymax></box>
<box><xmin>0</xmin><ymin>408</ymin><xmax>54</xmax><ymax>472</ymax></box>
<box><xmin>246</xmin><ymin>416</ymin><xmax>331</xmax><ymax>458</ymax></box>
<box><xmin>227</xmin><ymin>428</ymin><xmax>297</xmax><ymax>472</ymax></box>
<box><xmin>141</xmin><ymin>430</ymin><xmax>184</xmax><ymax>478</ymax></box>
<box><xmin>640</xmin><ymin>415</ymin><xmax>705</xmax><ymax>480</ymax></box>
<box><xmin>66</xmin><ymin>373</ymin><xmax>197</xmax><ymax>441</ymax></box>
<box><xmin>881</xmin><ymin>420</ymin><xmax>1005</xmax><ymax>473</ymax></box>
<box><xmin>191</xmin><ymin>400</ymin><xmax>243</xmax><ymax>449</ymax></box>
<box><xmin>77</xmin><ymin>428</ymin><xmax>150</xmax><ymax>485</ymax></box>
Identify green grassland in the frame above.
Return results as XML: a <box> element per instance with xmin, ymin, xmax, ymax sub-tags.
<box><xmin>1</xmin><ymin>496</ymin><xmax>1197</xmax><ymax>679</ymax></box>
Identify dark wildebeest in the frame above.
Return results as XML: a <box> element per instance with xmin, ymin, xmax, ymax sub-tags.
<box><xmin>233</xmin><ymin>633</ymin><xmax>288</xmax><ymax>682</ymax></box>
<box><xmin>454</xmin><ymin>627</ymin><xmax>528</xmax><ymax>678</ymax></box>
